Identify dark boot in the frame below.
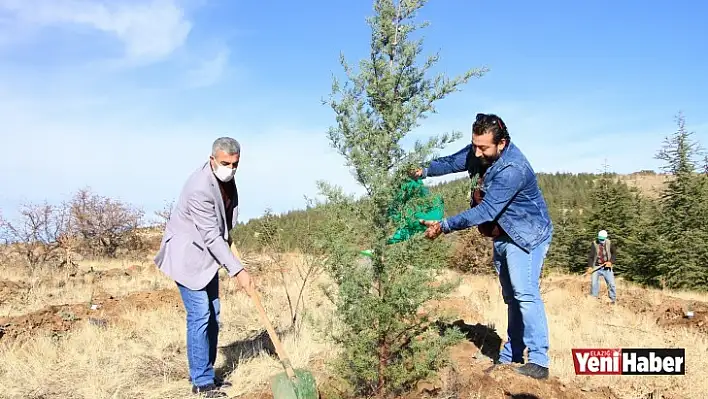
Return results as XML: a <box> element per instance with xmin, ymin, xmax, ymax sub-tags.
<box><xmin>515</xmin><ymin>363</ymin><xmax>549</xmax><ymax>380</ymax></box>
<box><xmin>191</xmin><ymin>383</ymin><xmax>228</xmax><ymax>397</ymax></box>
<box><xmin>214</xmin><ymin>376</ymin><xmax>232</xmax><ymax>388</ymax></box>
<box><xmin>189</xmin><ymin>376</ymin><xmax>232</xmax><ymax>388</ymax></box>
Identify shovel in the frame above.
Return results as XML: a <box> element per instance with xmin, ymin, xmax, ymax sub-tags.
<box><xmin>583</xmin><ymin>265</ymin><xmax>604</xmax><ymax>276</ymax></box>
<box><xmin>243</xmin><ymin>282</ymin><xmax>318</xmax><ymax>399</ymax></box>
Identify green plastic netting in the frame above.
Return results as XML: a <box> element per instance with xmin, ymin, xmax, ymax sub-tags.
<box><xmin>359</xmin><ymin>178</ymin><xmax>444</xmax><ymax>258</ymax></box>
<box><xmin>386</xmin><ymin>178</ymin><xmax>445</xmax><ymax>244</ymax></box>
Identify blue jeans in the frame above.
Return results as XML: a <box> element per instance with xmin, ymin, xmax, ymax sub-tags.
<box><xmin>177</xmin><ymin>273</ymin><xmax>220</xmax><ymax>387</ymax></box>
<box><xmin>493</xmin><ymin>235</ymin><xmax>551</xmax><ymax>368</ymax></box>
<box><xmin>591</xmin><ymin>267</ymin><xmax>616</xmax><ymax>302</ymax></box>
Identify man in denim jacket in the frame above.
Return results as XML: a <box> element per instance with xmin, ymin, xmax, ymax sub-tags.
<box><xmin>415</xmin><ymin>113</ymin><xmax>554</xmax><ymax>380</ymax></box>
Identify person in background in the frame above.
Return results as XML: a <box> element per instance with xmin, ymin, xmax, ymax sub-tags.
<box><xmin>154</xmin><ymin>137</ymin><xmax>253</xmax><ymax>397</ymax></box>
<box><xmin>587</xmin><ymin>229</ymin><xmax>617</xmax><ymax>304</ymax></box>
<box><xmin>413</xmin><ymin>113</ymin><xmax>554</xmax><ymax>380</ymax></box>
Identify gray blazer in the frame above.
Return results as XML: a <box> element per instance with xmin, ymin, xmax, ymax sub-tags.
<box><xmin>154</xmin><ymin>161</ymin><xmax>243</xmax><ymax>290</ymax></box>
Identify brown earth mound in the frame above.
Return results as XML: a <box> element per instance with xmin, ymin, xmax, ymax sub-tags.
<box><xmin>655</xmin><ymin>299</ymin><xmax>708</xmax><ymax>335</ymax></box>
<box><xmin>0</xmin><ymin>288</ymin><xmax>181</xmax><ymax>343</ymax></box>
<box><xmin>613</xmin><ymin>288</ymin><xmax>708</xmax><ymax>334</ymax></box>
<box><xmin>405</xmin><ymin>341</ymin><xmax>620</xmax><ymax>399</ymax></box>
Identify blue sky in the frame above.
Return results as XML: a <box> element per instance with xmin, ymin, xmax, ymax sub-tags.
<box><xmin>1</xmin><ymin>0</ymin><xmax>707</xmax><ymax>224</ymax></box>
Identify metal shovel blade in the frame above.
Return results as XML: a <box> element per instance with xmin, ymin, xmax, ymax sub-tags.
<box><xmin>270</xmin><ymin>368</ymin><xmax>318</xmax><ymax>399</ymax></box>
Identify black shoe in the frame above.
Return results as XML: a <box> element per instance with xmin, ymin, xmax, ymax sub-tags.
<box><xmin>515</xmin><ymin>363</ymin><xmax>549</xmax><ymax>380</ymax></box>
<box><xmin>191</xmin><ymin>383</ymin><xmax>228</xmax><ymax>397</ymax></box>
<box><xmin>214</xmin><ymin>376</ymin><xmax>232</xmax><ymax>388</ymax></box>
<box><xmin>188</xmin><ymin>376</ymin><xmax>232</xmax><ymax>388</ymax></box>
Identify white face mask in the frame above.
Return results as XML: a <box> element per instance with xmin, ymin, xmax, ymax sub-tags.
<box><xmin>213</xmin><ymin>163</ymin><xmax>236</xmax><ymax>182</ymax></box>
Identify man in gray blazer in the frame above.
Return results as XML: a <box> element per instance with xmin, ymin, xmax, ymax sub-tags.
<box><xmin>154</xmin><ymin>137</ymin><xmax>252</xmax><ymax>397</ymax></box>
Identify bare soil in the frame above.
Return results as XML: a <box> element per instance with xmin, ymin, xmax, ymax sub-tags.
<box><xmin>0</xmin><ymin>288</ymin><xmax>181</xmax><ymax>343</ymax></box>
<box><xmin>407</xmin><ymin>340</ymin><xmax>621</xmax><ymax>399</ymax></box>
<box><xmin>654</xmin><ymin>299</ymin><xmax>708</xmax><ymax>335</ymax></box>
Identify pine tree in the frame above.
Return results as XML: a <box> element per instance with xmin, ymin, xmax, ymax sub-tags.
<box><xmin>618</xmin><ymin>188</ymin><xmax>656</xmax><ymax>284</ymax></box>
<box><xmin>545</xmin><ymin>197</ymin><xmax>583</xmax><ymax>271</ymax></box>
<box><xmin>634</xmin><ymin>113</ymin><xmax>708</xmax><ymax>289</ymax></box>
<box><xmin>318</xmin><ymin>0</ymin><xmax>488</xmax><ymax>396</ymax></box>
<box><xmin>582</xmin><ymin>166</ymin><xmax>640</xmax><ymax>275</ymax></box>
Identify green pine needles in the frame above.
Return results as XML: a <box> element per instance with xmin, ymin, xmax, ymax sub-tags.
<box><xmin>316</xmin><ymin>0</ymin><xmax>488</xmax><ymax>396</ymax></box>
<box><xmin>632</xmin><ymin>113</ymin><xmax>708</xmax><ymax>289</ymax></box>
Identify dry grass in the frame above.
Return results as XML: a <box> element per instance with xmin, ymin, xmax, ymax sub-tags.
<box><xmin>0</xmin><ymin>259</ymin><xmax>169</xmax><ymax>317</ymax></box>
<box><xmin>0</xmin><ymin>252</ymin><xmax>706</xmax><ymax>399</ymax></box>
<box><xmin>0</xmin><ymin>254</ymin><xmax>338</xmax><ymax>399</ymax></box>
<box><xmin>449</xmin><ymin>270</ymin><xmax>707</xmax><ymax>399</ymax></box>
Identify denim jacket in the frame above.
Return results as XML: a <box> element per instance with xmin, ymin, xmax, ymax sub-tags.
<box><xmin>422</xmin><ymin>141</ymin><xmax>553</xmax><ymax>252</ymax></box>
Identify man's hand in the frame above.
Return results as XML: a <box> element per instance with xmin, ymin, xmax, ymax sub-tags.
<box><xmin>604</xmin><ymin>261</ymin><xmax>613</xmax><ymax>269</ymax></box>
<box><xmin>420</xmin><ymin>219</ymin><xmax>443</xmax><ymax>240</ymax></box>
<box><xmin>229</xmin><ymin>243</ymin><xmax>253</xmax><ymax>291</ymax></box>
<box><xmin>409</xmin><ymin>168</ymin><xmax>423</xmax><ymax>179</ymax></box>
<box><xmin>235</xmin><ymin>269</ymin><xmax>254</xmax><ymax>292</ymax></box>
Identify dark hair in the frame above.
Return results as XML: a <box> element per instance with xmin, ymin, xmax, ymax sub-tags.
<box><xmin>472</xmin><ymin>113</ymin><xmax>510</xmax><ymax>145</ymax></box>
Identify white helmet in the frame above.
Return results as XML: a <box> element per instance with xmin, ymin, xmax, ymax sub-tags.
<box><xmin>598</xmin><ymin>230</ymin><xmax>608</xmax><ymax>240</ymax></box>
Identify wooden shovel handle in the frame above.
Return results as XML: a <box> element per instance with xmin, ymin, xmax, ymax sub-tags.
<box><xmin>245</xmin><ymin>284</ymin><xmax>297</xmax><ymax>380</ymax></box>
